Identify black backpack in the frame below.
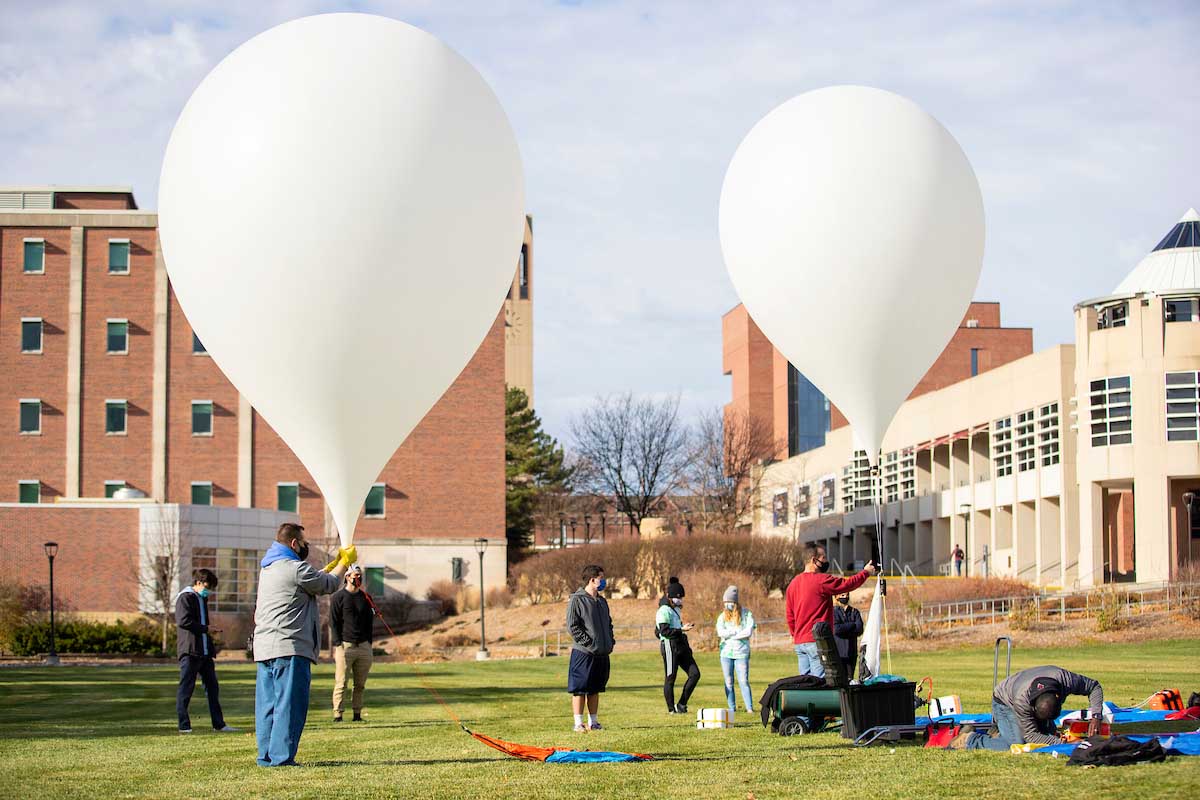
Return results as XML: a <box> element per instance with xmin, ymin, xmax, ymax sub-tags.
<box><xmin>1068</xmin><ymin>735</ymin><xmax>1166</xmax><ymax>767</ymax></box>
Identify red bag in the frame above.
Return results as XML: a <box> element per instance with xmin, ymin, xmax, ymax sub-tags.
<box><xmin>1165</xmin><ymin>706</ymin><xmax>1200</xmax><ymax>721</ymax></box>
<box><xmin>925</xmin><ymin>723</ymin><xmax>961</xmax><ymax>748</ymax></box>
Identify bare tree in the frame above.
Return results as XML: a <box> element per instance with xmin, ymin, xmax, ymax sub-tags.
<box><xmin>138</xmin><ymin>507</ymin><xmax>193</xmax><ymax>654</ymax></box>
<box><xmin>570</xmin><ymin>393</ymin><xmax>690</xmax><ymax>533</ymax></box>
<box><xmin>687</xmin><ymin>406</ymin><xmax>782</xmax><ymax>535</ymax></box>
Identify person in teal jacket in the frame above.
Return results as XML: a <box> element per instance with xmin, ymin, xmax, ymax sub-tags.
<box><xmin>714</xmin><ymin>585</ymin><xmax>756</xmax><ymax>714</ymax></box>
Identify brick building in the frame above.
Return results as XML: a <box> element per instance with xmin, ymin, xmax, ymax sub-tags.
<box><xmin>1</xmin><ymin>185</ymin><xmax>517</xmax><ymax>619</ymax></box>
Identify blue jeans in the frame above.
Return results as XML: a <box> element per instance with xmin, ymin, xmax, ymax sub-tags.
<box><xmin>794</xmin><ymin>643</ymin><xmax>824</xmax><ymax>678</ymax></box>
<box><xmin>967</xmin><ymin>700</ymin><xmax>1023</xmax><ymax>751</ymax></box>
<box><xmin>256</xmin><ymin>656</ymin><xmax>312</xmax><ymax>767</ymax></box>
<box><xmin>720</xmin><ymin>656</ymin><xmax>754</xmax><ymax>712</ymax></box>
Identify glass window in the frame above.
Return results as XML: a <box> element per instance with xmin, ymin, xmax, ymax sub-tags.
<box><xmin>451</xmin><ymin>557</ymin><xmax>464</xmax><ymax>583</ymax></box>
<box><xmin>105</xmin><ymin>401</ymin><xmax>127</xmax><ymax>434</ymax></box>
<box><xmin>192</xmin><ymin>333</ymin><xmax>206</xmax><ymax>354</ymax></box>
<box><xmin>1189</xmin><ymin>493</ymin><xmax>1200</xmax><ymax>539</ymax></box>
<box><xmin>194</xmin><ymin>547</ymin><xmax>259</xmax><ymax>612</ymax></box>
<box><xmin>1153</xmin><ymin>223</ymin><xmax>1184</xmax><ymax>252</ymax></box>
<box><xmin>277</xmin><ymin>483</ymin><xmax>299</xmax><ymax>513</ymax></box>
<box><xmin>1165</xmin><ymin>372</ymin><xmax>1200</xmax><ymax>443</ymax></box>
<box><xmin>970</xmin><ymin>348</ymin><xmax>979</xmax><ymax>376</ymax></box>
<box><xmin>191</xmin><ymin>401</ymin><xmax>213</xmax><ymax>435</ymax></box>
<box><xmin>19</xmin><ymin>400</ymin><xmax>40</xmax><ymax>434</ymax></box>
<box><xmin>23</xmin><ymin>240</ymin><xmax>44</xmax><ymax>273</ymax></box>
<box><xmin>518</xmin><ymin>245</ymin><xmax>529</xmax><ymax>300</ymax></box>
<box><xmin>107</xmin><ymin>321</ymin><xmax>128</xmax><ymax>353</ymax></box>
<box><xmin>772</xmin><ymin>491</ymin><xmax>789</xmax><ymax>526</ymax></box>
<box><xmin>1166</xmin><ymin>299</ymin><xmax>1195</xmax><ymax>322</ymax></box>
<box><xmin>108</xmin><ymin>241</ymin><xmax>130</xmax><ymax>273</ymax></box>
<box><xmin>365</xmin><ymin>566</ymin><xmax>384</xmax><ymax>596</ymax></box>
<box><xmin>104</xmin><ymin>481</ymin><xmax>125</xmax><ymax>498</ymax></box>
<box><xmin>1090</xmin><ymin>376</ymin><xmax>1133</xmax><ymax>448</ymax></box>
<box><xmin>191</xmin><ymin>482</ymin><xmax>213</xmax><ymax>506</ymax></box>
<box><xmin>364</xmin><ymin>484</ymin><xmax>385</xmax><ymax>517</ymax></box>
<box><xmin>18</xmin><ymin>481</ymin><xmax>39</xmax><ymax>504</ymax></box>
<box><xmin>21</xmin><ymin>320</ymin><xmax>42</xmax><ymax>353</ymax></box>
<box><xmin>787</xmin><ymin>364</ymin><xmax>831</xmax><ymax>456</ymax></box>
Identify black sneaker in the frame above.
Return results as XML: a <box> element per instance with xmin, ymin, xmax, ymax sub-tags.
<box><xmin>332</xmin><ymin>715</ymin><xmax>343</xmax><ymax>723</ymax></box>
<box><xmin>352</xmin><ymin>713</ymin><xmax>364</xmax><ymax>722</ymax></box>
<box><xmin>675</xmin><ymin>703</ymin><xmax>688</xmax><ymax>714</ymax></box>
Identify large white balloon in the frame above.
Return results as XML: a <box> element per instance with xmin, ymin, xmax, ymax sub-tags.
<box><xmin>720</xmin><ymin>86</ymin><xmax>984</xmax><ymax>465</ymax></box>
<box><xmin>159</xmin><ymin>14</ymin><xmax>525</xmax><ymax>546</ymax></box>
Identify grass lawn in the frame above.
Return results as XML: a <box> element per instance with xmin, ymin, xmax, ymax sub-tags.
<box><xmin>0</xmin><ymin>639</ymin><xmax>1198</xmax><ymax>799</ymax></box>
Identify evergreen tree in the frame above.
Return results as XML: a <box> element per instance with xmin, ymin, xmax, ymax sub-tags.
<box><xmin>506</xmin><ymin>388</ymin><xmax>573</xmax><ymax>552</ymax></box>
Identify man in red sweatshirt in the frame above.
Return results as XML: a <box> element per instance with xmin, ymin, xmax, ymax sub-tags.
<box><xmin>785</xmin><ymin>544</ymin><xmax>876</xmax><ymax>677</ymax></box>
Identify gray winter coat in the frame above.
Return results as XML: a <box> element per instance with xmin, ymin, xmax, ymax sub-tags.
<box><xmin>566</xmin><ymin>587</ymin><xmax>615</xmax><ymax>655</ymax></box>
<box><xmin>993</xmin><ymin>665</ymin><xmax>1104</xmax><ymax>745</ymax></box>
<box><xmin>253</xmin><ymin>559</ymin><xmax>341</xmax><ymax>663</ymax></box>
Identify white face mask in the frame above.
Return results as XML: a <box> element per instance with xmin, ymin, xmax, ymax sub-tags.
<box><xmin>724</xmin><ymin>602</ymin><xmax>736</xmax><ymax>611</ymax></box>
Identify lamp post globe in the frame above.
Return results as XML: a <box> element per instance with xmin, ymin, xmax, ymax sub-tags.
<box><xmin>474</xmin><ymin>537</ymin><xmax>489</xmax><ymax>661</ymax></box>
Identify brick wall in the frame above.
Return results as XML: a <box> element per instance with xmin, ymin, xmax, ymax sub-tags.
<box><xmin>54</xmin><ymin>192</ymin><xmax>136</xmax><ymax>210</ymax></box>
<box><xmin>0</xmin><ymin>506</ymin><xmax>141</xmax><ymax>612</ymax></box>
<box><xmin>0</xmin><ymin>227</ymin><xmax>72</xmax><ymax>501</ymax></box>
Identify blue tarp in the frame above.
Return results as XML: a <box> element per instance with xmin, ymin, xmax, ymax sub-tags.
<box><xmin>916</xmin><ymin>703</ymin><xmax>1173</xmax><ymax>728</ymax></box>
<box><xmin>545</xmin><ymin>750</ymin><xmax>651</xmax><ymax>763</ymax></box>
<box><xmin>1031</xmin><ymin>732</ymin><xmax>1200</xmax><ymax>758</ymax></box>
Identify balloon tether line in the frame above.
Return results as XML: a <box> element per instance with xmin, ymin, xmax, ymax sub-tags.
<box><xmin>870</xmin><ymin>458</ymin><xmax>892</xmax><ymax>675</ymax></box>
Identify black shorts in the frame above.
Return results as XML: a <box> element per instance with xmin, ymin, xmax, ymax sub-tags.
<box><xmin>567</xmin><ymin>649</ymin><xmax>610</xmax><ymax>696</ymax></box>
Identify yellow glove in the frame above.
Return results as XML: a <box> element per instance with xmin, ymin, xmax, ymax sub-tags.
<box><xmin>322</xmin><ymin>558</ymin><xmax>341</xmax><ymax>573</ymax></box>
<box><xmin>338</xmin><ymin>545</ymin><xmax>358</xmax><ymax>566</ymax></box>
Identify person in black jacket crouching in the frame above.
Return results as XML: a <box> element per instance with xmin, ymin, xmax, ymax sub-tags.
<box><xmin>330</xmin><ymin>564</ymin><xmax>376</xmax><ymax>722</ymax></box>
<box><xmin>176</xmin><ymin>568</ymin><xmax>238</xmax><ymax>733</ymax></box>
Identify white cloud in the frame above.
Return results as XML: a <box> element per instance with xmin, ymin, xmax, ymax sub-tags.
<box><xmin>2</xmin><ymin>0</ymin><xmax>1196</xmax><ymax>442</ymax></box>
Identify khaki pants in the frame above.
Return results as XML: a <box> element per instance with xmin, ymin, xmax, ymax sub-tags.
<box><xmin>333</xmin><ymin>642</ymin><xmax>373</xmax><ymax>715</ymax></box>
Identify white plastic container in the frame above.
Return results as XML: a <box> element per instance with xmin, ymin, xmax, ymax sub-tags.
<box><xmin>929</xmin><ymin>695</ymin><xmax>962</xmax><ymax>717</ymax></box>
<box><xmin>696</xmin><ymin>708</ymin><xmax>733</xmax><ymax>729</ymax></box>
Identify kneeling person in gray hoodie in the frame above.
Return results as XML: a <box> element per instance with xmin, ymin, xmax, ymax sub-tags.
<box><xmin>565</xmin><ymin>564</ymin><xmax>615</xmax><ymax>732</ymax></box>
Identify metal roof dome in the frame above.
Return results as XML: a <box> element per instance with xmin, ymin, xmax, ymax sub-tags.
<box><xmin>1113</xmin><ymin>208</ymin><xmax>1200</xmax><ymax>295</ymax></box>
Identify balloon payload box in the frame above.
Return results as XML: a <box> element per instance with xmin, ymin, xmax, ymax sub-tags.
<box><xmin>1063</xmin><ymin>720</ymin><xmax>1111</xmax><ymax>740</ymax></box>
<box><xmin>929</xmin><ymin>695</ymin><xmax>962</xmax><ymax>717</ymax></box>
<box><xmin>1010</xmin><ymin>742</ymin><xmax>1049</xmax><ymax>754</ymax></box>
<box><xmin>696</xmin><ymin>708</ymin><xmax>732</xmax><ymax>729</ymax></box>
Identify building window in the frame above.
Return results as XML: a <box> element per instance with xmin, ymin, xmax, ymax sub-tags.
<box><xmin>1016</xmin><ymin>409</ymin><xmax>1036</xmax><ymax>472</ymax></box>
<box><xmin>106</xmin><ymin>320</ymin><xmax>128</xmax><ymax>354</ymax></box>
<box><xmin>518</xmin><ymin>245</ymin><xmax>529</xmax><ymax>300</ymax></box>
<box><xmin>451</xmin><ymin>557</ymin><xmax>464</xmax><ymax>583</ymax></box>
<box><xmin>19</xmin><ymin>400</ymin><xmax>41</xmax><ymax>434</ymax></box>
<box><xmin>788</xmin><ymin>364</ymin><xmax>831</xmax><ymax>456</ymax></box>
<box><xmin>364</xmin><ymin>483</ymin><xmax>385</xmax><ymax>517</ymax></box>
<box><xmin>104</xmin><ymin>481</ymin><xmax>125</xmax><ymax>498</ymax></box>
<box><xmin>819</xmin><ymin>475</ymin><xmax>836</xmax><ymax>515</ymax></box>
<box><xmin>1038</xmin><ymin>402</ymin><xmax>1060</xmax><ymax>466</ymax></box>
<box><xmin>105</xmin><ymin>400</ymin><xmax>127</xmax><ymax>434</ymax></box>
<box><xmin>883</xmin><ymin>451</ymin><xmax>900</xmax><ymax>503</ymax></box>
<box><xmin>1097</xmin><ymin>302</ymin><xmax>1128</xmax><ymax>329</ymax></box>
<box><xmin>191</xmin><ymin>482</ymin><xmax>213</xmax><ymax>506</ymax></box>
<box><xmin>1165</xmin><ymin>298</ymin><xmax>1198</xmax><ymax>323</ymax></box>
<box><xmin>900</xmin><ymin>448</ymin><xmax>916</xmax><ymax>499</ymax></box>
<box><xmin>1166</xmin><ymin>371</ymin><xmax>1200</xmax><ymax>441</ymax></box>
<box><xmin>840</xmin><ymin>450</ymin><xmax>872</xmax><ymax>511</ymax></box>
<box><xmin>277</xmin><ymin>482</ymin><xmax>299</xmax><ymax>513</ymax></box>
<box><xmin>970</xmin><ymin>348</ymin><xmax>980</xmax><ymax>377</ymax></box>
<box><xmin>365</xmin><ymin>566</ymin><xmax>384</xmax><ymax>596</ymax></box>
<box><xmin>193</xmin><ymin>547</ymin><xmax>260</xmax><ymax>611</ymax></box>
<box><xmin>23</xmin><ymin>239</ymin><xmax>45</xmax><ymax>273</ymax></box>
<box><xmin>772</xmin><ymin>490</ymin><xmax>789</xmax><ymax>526</ymax></box>
<box><xmin>21</xmin><ymin>318</ymin><xmax>43</xmax><ymax>353</ymax></box>
<box><xmin>192</xmin><ymin>333</ymin><xmax>207</xmax><ymax>354</ymax></box>
<box><xmin>108</xmin><ymin>240</ymin><xmax>130</xmax><ymax>274</ymax></box>
<box><xmin>992</xmin><ymin>416</ymin><xmax>1013</xmax><ymax>477</ymax></box>
<box><xmin>18</xmin><ymin>480</ymin><xmax>40</xmax><ymax>504</ymax></box>
<box><xmin>1090</xmin><ymin>375</ymin><xmax>1132</xmax><ymax>446</ymax></box>
<box><xmin>1189</xmin><ymin>494</ymin><xmax>1200</xmax><ymax>541</ymax></box>
<box><xmin>191</xmin><ymin>401</ymin><xmax>213</xmax><ymax>436</ymax></box>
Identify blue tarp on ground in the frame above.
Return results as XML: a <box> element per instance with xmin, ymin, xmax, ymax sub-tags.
<box><xmin>545</xmin><ymin>750</ymin><xmax>652</xmax><ymax>763</ymax></box>
<box><xmin>1031</xmin><ymin>732</ymin><xmax>1200</xmax><ymax>758</ymax></box>
<box><xmin>916</xmin><ymin>703</ymin><xmax>1173</xmax><ymax>728</ymax></box>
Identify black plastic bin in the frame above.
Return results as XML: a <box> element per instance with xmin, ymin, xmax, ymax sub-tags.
<box><xmin>838</xmin><ymin>682</ymin><xmax>916</xmax><ymax>740</ymax></box>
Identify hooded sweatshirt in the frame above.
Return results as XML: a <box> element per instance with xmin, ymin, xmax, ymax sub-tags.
<box><xmin>993</xmin><ymin>665</ymin><xmax>1104</xmax><ymax>745</ymax></box>
<box><xmin>565</xmin><ymin>586</ymin><xmax>614</xmax><ymax>655</ymax></box>
<box><xmin>252</xmin><ymin>542</ymin><xmax>341</xmax><ymax>663</ymax></box>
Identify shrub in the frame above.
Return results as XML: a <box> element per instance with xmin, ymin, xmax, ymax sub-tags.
<box><xmin>486</xmin><ymin>586</ymin><xmax>513</xmax><ymax>609</ymax></box>
<box><xmin>1008</xmin><ymin>598</ymin><xmax>1039</xmax><ymax>631</ymax></box>
<box><xmin>431</xmin><ymin>631</ymin><xmax>477</xmax><ymax>649</ymax></box>
<box><xmin>10</xmin><ymin>618</ymin><xmax>164</xmax><ymax>657</ymax></box>
<box><xmin>426</xmin><ymin>581</ymin><xmax>461</xmax><ymax>616</ymax></box>
<box><xmin>1094</xmin><ymin>590</ymin><xmax>1127</xmax><ymax>633</ymax></box>
<box><xmin>0</xmin><ymin>579</ymin><xmax>71</xmax><ymax>654</ymax></box>
<box><xmin>898</xmin><ymin>593</ymin><xmax>931</xmax><ymax>640</ymax></box>
<box><xmin>674</xmin><ymin>569</ymin><xmax>778</xmax><ymax>651</ymax></box>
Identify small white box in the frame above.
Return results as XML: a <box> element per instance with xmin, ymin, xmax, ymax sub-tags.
<box><xmin>929</xmin><ymin>695</ymin><xmax>962</xmax><ymax>717</ymax></box>
<box><xmin>695</xmin><ymin>708</ymin><xmax>733</xmax><ymax>729</ymax></box>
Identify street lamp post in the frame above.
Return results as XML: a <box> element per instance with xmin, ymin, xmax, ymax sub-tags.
<box><xmin>599</xmin><ymin>512</ymin><xmax>607</xmax><ymax>543</ymax></box>
<box><xmin>44</xmin><ymin>541</ymin><xmax>59</xmax><ymax>666</ymax></box>
<box><xmin>474</xmin><ymin>537</ymin><xmax>489</xmax><ymax>661</ymax></box>
<box><xmin>583</xmin><ymin>514</ymin><xmax>592</xmax><ymax>544</ymax></box>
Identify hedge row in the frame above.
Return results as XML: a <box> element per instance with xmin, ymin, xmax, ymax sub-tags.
<box><xmin>9</xmin><ymin>619</ymin><xmax>168</xmax><ymax>657</ymax></box>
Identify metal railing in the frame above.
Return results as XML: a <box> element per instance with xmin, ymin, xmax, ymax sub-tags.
<box><xmin>918</xmin><ymin>581</ymin><xmax>1200</xmax><ymax>626</ymax></box>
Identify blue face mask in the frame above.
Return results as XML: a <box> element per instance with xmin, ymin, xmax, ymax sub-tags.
<box><xmin>596</xmin><ymin>578</ymin><xmax>607</xmax><ymax>592</ymax></box>
<box><xmin>198</xmin><ymin>588</ymin><xmax>210</xmax><ymax>598</ymax></box>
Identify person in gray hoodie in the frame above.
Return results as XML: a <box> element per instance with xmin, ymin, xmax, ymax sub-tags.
<box><xmin>950</xmin><ymin>665</ymin><xmax>1104</xmax><ymax>750</ymax></box>
<box><xmin>253</xmin><ymin>523</ymin><xmax>354</xmax><ymax>767</ymax></box>
<box><xmin>565</xmin><ymin>564</ymin><xmax>615</xmax><ymax>732</ymax></box>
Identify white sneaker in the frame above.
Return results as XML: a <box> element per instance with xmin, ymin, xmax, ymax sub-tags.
<box><xmin>573</xmin><ymin>724</ymin><xmax>588</xmax><ymax>733</ymax></box>
<box><xmin>216</xmin><ymin>726</ymin><xmax>240</xmax><ymax>733</ymax></box>
<box><xmin>178</xmin><ymin>728</ymin><xmax>193</xmax><ymax>734</ymax></box>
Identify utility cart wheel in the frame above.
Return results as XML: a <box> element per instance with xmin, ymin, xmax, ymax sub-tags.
<box><xmin>778</xmin><ymin>716</ymin><xmax>810</xmax><ymax>736</ymax></box>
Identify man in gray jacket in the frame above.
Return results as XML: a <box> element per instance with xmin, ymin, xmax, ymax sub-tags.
<box><xmin>565</xmin><ymin>564</ymin><xmax>614</xmax><ymax>732</ymax></box>
<box><xmin>253</xmin><ymin>523</ymin><xmax>354</xmax><ymax>767</ymax></box>
<box><xmin>951</xmin><ymin>665</ymin><xmax>1104</xmax><ymax>750</ymax></box>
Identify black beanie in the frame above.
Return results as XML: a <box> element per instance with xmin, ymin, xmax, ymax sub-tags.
<box><xmin>666</xmin><ymin>576</ymin><xmax>685</xmax><ymax>599</ymax></box>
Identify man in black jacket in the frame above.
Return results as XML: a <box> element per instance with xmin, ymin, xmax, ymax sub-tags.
<box><xmin>330</xmin><ymin>564</ymin><xmax>375</xmax><ymax>722</ymax></box>
<box><xmin>832</xmin><ymin>592</ymin><xmax>864</xmax><ymax>679</ymax></box>
<box><xmin>175</xmin><ymin>568</ymin><xmax>237</xmax><ymax>733</ymax></box>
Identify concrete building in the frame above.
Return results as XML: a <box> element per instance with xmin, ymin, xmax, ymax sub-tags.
<box><xmin>741</xmin><ymin>208</ymin><xmax>1200</xmax><ymax>588</ymax></box>
<box><xmin>1</xmin><ymin>185</ymin><xmax>521</xmax><ymax>619</ymax></box>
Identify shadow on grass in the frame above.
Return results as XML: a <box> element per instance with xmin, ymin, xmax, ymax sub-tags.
<box><xmin>304</xmin><ymin>757</ymin><xmax>501</xmax><ymax>767</ymax></box>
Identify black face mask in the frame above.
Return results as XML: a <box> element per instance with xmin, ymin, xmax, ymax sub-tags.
<box><xmin>837</xmin><ymin>596</ymin><xmax>849</xmax><ymax>605</ymax></box>
<box><xmin>816</xmin><ymin>559</ymin><xmax>830</xmax><ymax>573</ymax></box>
<box><xmin>296</xmin><ymin>542</ymin><xmax>310</xmax><ymax>561</ymax></box>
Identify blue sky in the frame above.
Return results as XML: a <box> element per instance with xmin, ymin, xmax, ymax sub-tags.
<box><xmin>2</xmin><ymin>1</ymin><xmax>1197</xmax><ymax>441</ymax></box>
